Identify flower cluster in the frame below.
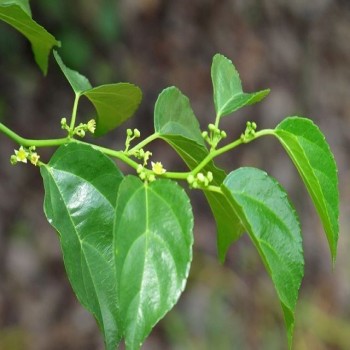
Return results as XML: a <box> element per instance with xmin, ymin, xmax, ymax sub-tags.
<box><xmin>136</xmin><ymin>161</ymin><xmax>167</xmax><ymax>183</ymax></box>
<box><xmin>187</xmin><ymin>171</ymin><xmax>213</xmax><ymax>189</ymax></box>
<box><xmin>202</xmin><ymin>123</ymin><xmax>227</xmax><ymax>150</ymax></box>
<box><xmin>10</xmin><ymin>146</ymin><xmax>40</xmax><ymax>166</ymax></box>
<box><xmin>137</xmin><ymin>165</ymin><xmax>155</xmax><ymax>182</ymax></box>
<box><xmin>240</xmin><ymin>121</ymin><xmax>257</xmax><ymax>143</ymax></box>
<box><xmin>124</xmin><ymin>128</ymin><xmax>155</xmax><ymax>167</ymax></box>
<box><xmin>124</xmin><ymin>128</ymin><xmax>141</xmax><ymax>153</ymax></box>
<box><xmin>129</xmin><ymin>148</ymin><xmax>152</xmax><ymax>166</ymax></box>
<box><xmin>61</xmin><ymin>118</ymin><xmax>96</xmax><ymax>138</ymax></box>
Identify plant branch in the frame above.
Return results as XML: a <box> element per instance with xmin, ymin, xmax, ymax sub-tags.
<box><xmin>128</xmin><ymin>132</ymin><xmax>160</xmax><ymax>153</ymax></box>
<box><xmin>254</xmin><ymin>129</ymin><xmax>275</xmax><ymax>138</ymax></box>
<box><xmin>204</xmin><ymin>185</ymin><xmax>223</xmax><ymax>194</ymax></box>
<box><xmin>0</xmin><ymin>120</ymin><xmax>275</xmax><ymax>182</ymax></box>
<box><xmin>190</xmin><ymin>128</ymin><xmax>275</xmax><ymax>175</ymax></box>
<box><xmin>0</xmin><ymin>123</ymin><xmax>70</xmax><ymax>147</ymax></box>
<box><xmin>75</xmin><ymin>140</ymin><xmax>142</xmax><ymax>170</ymax></box>
<box><xmin>214</xmin><ymin>112</ymin><xmax>221</xmax><ymax>129</ymax></box>
<box><xmin>190</xmin><ymin>137</ymin><xmax>243</xmax><ymax>175</ymax></box>
<box><xmin>69</xmin><ymin>93</ymin><xmax>81</xmax><ymax>131</ymax></box>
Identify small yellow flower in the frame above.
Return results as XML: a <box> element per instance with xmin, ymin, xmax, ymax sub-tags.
<box><xmin>151</xmin><ymin>161</ymin><xmax>166</xmax><ymax>175</ymax></box>
<box><xmin>87</xmin><ymin>119</ymin><xmax>96</xmax><ymax>134</ymax></box>
<box><xmin>76</xmin><ymin>129</ymin><xmax>85</xmax><ymax>138</ymax></box>
<box><xmin>30</xmin><ymin>152</ymin><xmax>40</xmax><ymax>166</ymax></box>
<box><xmin>15</xmin><ymin>146</ymin><xmax>28</xmax><ymax>163</ymax></box>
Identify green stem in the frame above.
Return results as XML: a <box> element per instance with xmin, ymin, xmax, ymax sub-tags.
<box><xmin>70</xmin><ymin>93</ymin><xmax>81</xmax><ymax>130</ymax></box>
<box><xmin>254</xmin><ymin>129</ymin><xmax>275</xmax><ymax>138</ymax></box>
<box><xmin>204</xmin><ymin>185</ymin><xmax>223</xmax><ymax>194</ymax></box>
<box><xmin>148</xmin><ymin>137</ymin><xmax>246</xmax><ymax>181</ymax></box>
<box><xmin>0</xmin><ymin>122</ymin><xmax>142</xmax><ymax>171</ymax></box>
<box><xmin>161</xmin><ymin>171</ymin><xmax>191</xmax><ymax>180</ymax></box>
<box><xmin>190</xmin><ymin>128</ymin><xmax>275</xmax><ymax>175</ymax></box>
<box><xmin>0</xmin><ymin>120</ymin><xmax>275</xmax><ymax>182</ymax></box>
<box><xmin>0</xmin><ymin>123</ymin><xmax>70</xmax><ymax>147</ymax></box>
<box><xmin>71</xmin><ymin>139</ymin><xmax>141</xmax><ymax>170</ymax></box>
<box><xmin>191</xmin><ymin>138</ymin><xmax>242</xmax><ymax>175</ymax></box>
<box><xmin>128</xmin><ymin>132</ymin><xmax>160</xmax><ymax>153</ymax></box>
<box><xmin>214</xmin><ymin>113</ymin><xmax>220</xmax><ymax>129</ymax></box>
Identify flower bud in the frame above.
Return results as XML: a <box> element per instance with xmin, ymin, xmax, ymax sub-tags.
<box><xmin>197</xmin><ymin>173</ymin><xmax>205</xmax><ymax>183</ymax></box>
<box><xmin>187</xmin><ymin>174</ymin><xmax>195</xmax><ymax>184</ymax></box>
<box><xmin>10</xmin><ymin>155</ymin><xmax>17</xmax><ymax>165</ymax></box>
<box><xmin>137</xmin><ymin>164</ymin><xmax>143</xmax><ymax>174</ymax></box>
<box><xmin>133</xmin><ymin>129</ymin><xmax>141</xmax><ymax>138</ymax></box>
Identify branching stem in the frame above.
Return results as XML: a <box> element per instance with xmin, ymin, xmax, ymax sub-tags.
<box><xmin>129</xmin><ymin>132</ymin><xmax>160</xmax><ymax>153</ymax></box>
<box><xmin>0</xmin><ymin>121</ymin><xmax>274</xmax><ymax>182</ymax></box>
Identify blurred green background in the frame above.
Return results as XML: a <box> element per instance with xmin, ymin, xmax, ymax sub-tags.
<box><xmin>0</xmin><ymin>1</ymin><xmax>349</xmax><ymax>349</ymax></box>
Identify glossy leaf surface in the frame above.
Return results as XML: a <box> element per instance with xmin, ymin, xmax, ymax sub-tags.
<box><xmin>206</xmin><ymin>188</ymin><xmax>245</xmax><ymax>261</ymax></box>
<box><xmin>222</xmin><ymin>167</ymin><xmax>304</xmax><ymax>347</ymax></box>
<box><xmin>0</xmin><ymin>0</ymin><xmax>30</xmax><ymax>14</ymax></box>
<box><xmin>274</xmin><ymin>117</ymin><xmax>339</xmax><ymax>262</ymax></box>
<box><xmin>154</xmin><ymin>86</ymin><xmax>205</xmax><ymax>145</ymax></box>
<box><xmin>161</xmin><ymin>135</ymin><xmax>244</xmax><ymax>260</ymax></box>
<box><xmin>0</xmin><ymin>0</ymin><xmax>59</xmax><ymax>74</ymax></box>
<box><xmin>54</xmin><ymin>52</ymin><xmax>142</xmax><ymax>137</ymax></box>
<box><xmin>54</xmin><ymin>50</ymin><xmax>92</xmax><ymax>93</ymax></box>
<box><xmin>41</xmin><ymin>143</ymin><xmax>124</xmax><ymax>350</ymax></box>
<box><xmin>211</xmin><ymin>54</ymin><xmax>270</xmax><ymax>118</ymax></box>
<box><xmin>154</xmin><ymin>92</ymin><xmax>244</xmax><ymax>260</ymax></box>
<box><xmin>83</xmin><ymin>83</ymin><xmax>142</xmax><ymax>137</ymax></box>
<box><xmin>114</xmin><ymin>176</ymin><xmax>193</xmax><ymax>349</ymax></box>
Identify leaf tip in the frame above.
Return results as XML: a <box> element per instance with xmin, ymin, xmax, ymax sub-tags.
<box><xmin>218</xmin><ymin>249</ymin><xmax>227</xmax><ymax>265</ymax></box>
<box><xmin>331</xmin><ymin>248</ymin><xmax>338</xmax><ymax>269</ymax></box>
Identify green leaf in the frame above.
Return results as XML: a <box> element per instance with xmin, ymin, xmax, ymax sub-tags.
<box><xmin>40</xmin><ymin>143</ymin><xmax>124</xmax><ymax>350</ymax></box>
<box><xmin>273</xmin><ymin>117</ymin><xmax>339</xmax><ymax>263</ymax></box>
<box><xmin>154</xmin><ymin>86</ymin><xmax>205</xmax><ymax>146</ymax></box>
<box><xmin>206</xmin><ymin>190</ymin><xmax>245</xmax><ymax>261</ymax></box>
<box><xmin>114</xmin><ymin>176</ymin><xmax>193</xmax><ymax>349</ymax></box>
<box><xmin>83</xmin><ymin>83</ymin><xmax>142</xmax><ymax>137</ymax></box>
<box><xmin>222</xmin><ymin>167</ymin><xmax>304</xmax><ymax>347</ymax></box>
<box><xmin>0</xmin><ymin>0</ymin><xmax>30</xmax><ymax>15</ymax></box>
<box><xmin>159</xmin><ymin>135</ymin><xmax>244</xmax><ymax>260</ymax></box>
<box><xmin>54</xmin><ymin>52</ymin><xmax>142</xmax><ymax>136</ymax></box>
<box><xmin>153</xmin><ymin>87</ymin><xmax>244</xmax><ymax>259</ymax></box>
<box><xmin>53</xmin><ymin>50</ymin><xmax>92</xmax><ymax>93</ymax></box>
<box><xmin>211</xmin><ymin>54</ymin><xmax>270</xmax><ymax>118</ymax></box>
<box><xmin>0</xmin><ymin>0</ymin><xmax>60</xmax><ymax>74</ymax></box>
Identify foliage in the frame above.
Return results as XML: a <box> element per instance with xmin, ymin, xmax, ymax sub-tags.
<box><xmin>0</xmin><ymin>0</ymin><xmax>60</xmax><ymax>74</ymax></box>
<box><xmin>0</xmin><ymin>2</ymin><xmax>340</xmax><ymax>349</ymax></box>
